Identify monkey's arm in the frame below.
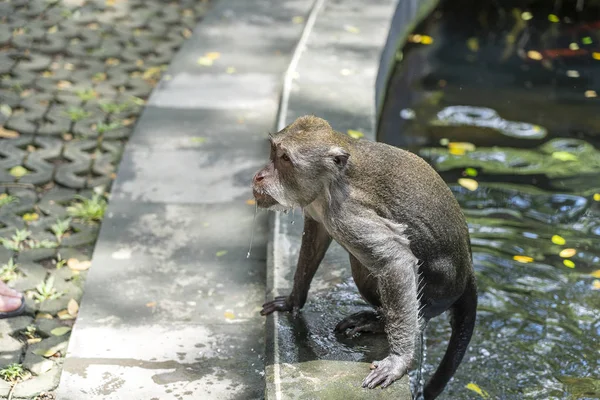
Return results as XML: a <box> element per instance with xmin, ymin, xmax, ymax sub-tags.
<box><xmin>261</xmin><ymin>215</ymin><xmax>332</xmax><ymax>317</ymax></box>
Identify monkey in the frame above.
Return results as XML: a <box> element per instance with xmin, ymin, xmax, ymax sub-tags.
<box><xmin>252</xmin><ymin>115</ymin><xmax>477</xmax><ymax>399</ymax></box>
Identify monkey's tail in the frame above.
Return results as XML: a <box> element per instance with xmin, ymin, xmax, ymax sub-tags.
<box><xmin>423</xmin><ymin>276</ymin><xmax>477</xmax><ymax>400</ymax></box>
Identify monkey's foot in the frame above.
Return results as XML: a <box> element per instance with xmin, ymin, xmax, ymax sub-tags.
<box><xmin>260</xmin><ymin>295</ymin><xmax>293</xmax><ymax>316</ymax></box>
<box><xmin>334</xmin><ymin>310</ymin><xmax>384</xmax><ymax>336</ymax></box>
<box><xmin>362</xmin><ymin>354</ymin><xmax>408</xmax><ymax>389</ymax></box>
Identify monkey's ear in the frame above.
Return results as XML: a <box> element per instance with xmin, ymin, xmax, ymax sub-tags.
<box><xmin>328</xmin><ymin>147</ymin><xmax>350</xmax><ymax>168</ymax></box>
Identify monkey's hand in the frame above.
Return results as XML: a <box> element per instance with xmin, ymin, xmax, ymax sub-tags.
<box><xmin>260</xmin><ymin>295</ymin><xmax>300</xmax><ymax>317</ymax></box>
<box><xmin>362</xmin><ymin>354</ymin><xmax>409</xmax><ymax>389</ymax></box>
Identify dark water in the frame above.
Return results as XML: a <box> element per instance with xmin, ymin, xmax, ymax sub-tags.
<box><xmin>379</xmin><ymin>1</ymin><xmax>600</xmax><ymax>398</ymax></box>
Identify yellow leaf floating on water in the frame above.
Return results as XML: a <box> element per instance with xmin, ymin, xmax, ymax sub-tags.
<box><xmin>466</xmin><ymin>382</ymin><xmax>489</xmax><ymax>398</ymax></box>
<box><xmin>548</xmin><ymin>14</ymin><xmax>560</xmax><ymax>22</ymax></box>
<box><xmin>224</xmin><ymin>311</ymin><xmax>235</xmax><ymax>319</ymax></box>
<box><xmin>593</xmin><ymin>52</ymin><xmax>600</xmax><ymax>60</ymax></box>
<box><xmin>551</xmin><ymin>235</ymin><xmax>566</xmax><ymax>245</ymax></box>
<box><xmin>347</xmin><ymin>129</ymin><xmax>364</xmax><ymax>139</ymax></box>
<box><xmin>344</xmin><ymin>25</ymin><xmax>360</xmax><ymax>34</ymax></box>
<box><xmin>593</xmin><ymin>193</ymin><xmax>600</xmax><ymax>201</ymax></box>
<box><xmin>552</xmin><ymin>151</ymin><xmax>578</xmax><ymax>162</ymax></box>
<box><xmin>197</xmin><ymin>57</ymin><xmax>213</xmax><ymax>66</ymax></box>
<box><xmin>458</xmin><ymin>178</ymin><xmax>478</xmax><ymax>191</ymax></box>
<box><xmin>559</xmin><ymin>248</ymin><xmax>577</xmax><ymax>258</ymax></box>
<box><xmin>464</xmin><ymin>168</ymin><xmax>478</xmax><ymax>177</ymax></box>
<box><xmin>226</xmin><ymin>67</ymin><xmax>236</xmax><ymax>74</ymax></box>
<box><xmin>205</xmin><ymin>52</ymin><xmax>221</xmax><ymax>60</ymax></box>
<box><xmin>513</xmin><ymin>255</ymin><xmax>534</xmax><ymax>263</ymax></box>
<box><xmin>292</xmin><ymin>16</ymin><xmax>304</xmax><ymax>24</ymax></box>
<box><xmin>592</xmin><ymin>280</ymin><xmax>600</xmax><ymax>290</ymax></box>
<box><xmin>449</xmin><ymin>147</ymin><xmax>466</xmax><ymax>156</ymax></box>
<box><xmin>563</xmin><ymin>259</ymin><xmax>575</xmax><ymax>268</ymax></box>
<box><xmin>448</xmin><ymin>142</ymin><xmax>476</xmax><ymax>151</ymax></box>
<box><xmin>591</xmin><ymin>270</ymin><xmax>600</xmax><ymax>278</ymax></box>
<box><xmin>467</xmin><ymin>37</ymin><xmax>479</xmax><ymax>52</ymax></box>
<box><xmin>246</xmin><ymin>199</ymin><xmax>256</xmax><ymax>206</ymax></box>
<box><xmin>216</xmin><ymin>250</ymin><xmax>228</xmax><ymax>257</ymax></box>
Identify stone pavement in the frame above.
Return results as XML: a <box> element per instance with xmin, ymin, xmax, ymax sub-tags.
<box><xmin>1</xmin><ymin>0</ymin><xmax>209</xmax><ymax>398</ymax></box>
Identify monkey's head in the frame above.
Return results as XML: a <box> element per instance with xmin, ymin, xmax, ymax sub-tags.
<box><xmin>252</xmin><ymin>116</ymin><xmax>351</xmax><ymax>211</ymax></box>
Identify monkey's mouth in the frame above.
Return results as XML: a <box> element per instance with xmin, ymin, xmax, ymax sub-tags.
<box><xmin>253</xmin><ymin>188</ymin><xmax>278</xmax><ymax>208</ymax></box>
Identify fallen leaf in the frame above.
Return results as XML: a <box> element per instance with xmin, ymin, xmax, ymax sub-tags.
<box><xmin>464</xmin><ymin>168</ymin><xmax>478</xmax><ymax>177</ymax></box>
<box><xmin>197</xmin><ymin>57</ymin><xmax>213</xmax><ymax>66</ymax></box>
<box><xmin>216</xmin><ymin>250</ymin><xmax>227</xmax><ymax>257</ymax></box>
<box><xmin>292</xmin><ymin>16</ymin><xmax>304</xmax><ymax>24</ymax></box>
<box><xmin>22</xmin><ymin>213</ymin><xmax>39</xmax><ymax>222</ymax></box>
<box><xmin>593</xmin><ymin>193</ymin><xmax>600</xmax><ymax>201</ymax></box>
<box><xmin>146</xmin><ymin>301</ymin><xmax>157</xmax><ymax>307</ymax></box>
<box><xmin>559</xmin><ymin>248</ymin><xmax>577</xmax><ymax>258</ymax></box>
<box><xmin>68</xmin><ymin>298</ymin><xmax>79</xmax><ymax>317</ymax></box>
<box><xmin>448</xmin><ymin>142</ymin><xmax>476</xmax><ymax>152</ymax></box>
<box><xmin>51</xmin><ymin>326</ymin><xmax>72</xmax><ymax>336</ymax></box>
<box><xmin>0</xmin><ymin>104</ymin><xmax>12</xmax><ymax>117</ymax></box>
<box><xmin>36</xmin><ymin>313</ymin><xmax>54</xmax><ymax>320</ymax></box>
<box><xmin>439</xmin><ymin>138</ymin><xmax>449</xmax><ymax>146</ymax></box>
<box><xmin>449</xmin><ymin>147</ymin><xmax>466</xmax><ymax>156</ymax></box>
<box><xmin>458</xmin><ymin>178</ymin><xmax>478</xmax><ymax>191</ymax></box>
<box><xmin>0</xmin><ymin>126</ymin><xmax>19</xmax><ymax>138</ymax></box>
<box><xmin>527</xmin><ymin>50</ymin><xmax>543</xmax><ymax>60</ymax></box>
<box><xmin>591</xmin><ymin>270</ymin><xmax>600</xmax><ymax>278</ymax></box>
<box><xmin>344</xmin><ymin>25</ymin><xmax>360</xmax><ymax>34</ymax></box>
<box><xmin>246</xmin><ymin>199</ymin><xmax>256</xmax><ymax>206</ymax></box>
<box><xmin>548</xmin><ymin>14</ymin><xmax>559</xmax><ymax>22</ymax></box>
<box><xmin>226</xmin><ymin>67</ymin><xmax>236</xmax><ymax>74</ymax></box>
<box><xmin>420</xmin><ymin>35</ymin><xmax>434</xmax><ymax>45</ymax></box>
<box><xmin>513</xmin><ymin>255</ymin><xmax>534</xmax><ymax>263</ymax></box>
<box><xmin>592</xmin><ymin>280</ymin><xmax>600</xmax><ymax>290</ymax></box>
<box><xmin>585</xmin><ymin>90</ymin><xmax>597</xmax><ymax>98</ymax></box>
<box><xmin>466</xmin><ymin>382</ymin><xmax>489</xmax><ymax>398</ymax></box>
<box><xmin>552</xmin><ymin>151</ymin><xmax>578</xmax><ymax>162</ymax></box>
<box><xmin>224</xmin><ymin>310</ymin><xmax>235</xmax><ymax>319</ymax></box>
<box><xmin>142</xmin><ymin>66</ymin><xmax>163</xmax><ymax>80</ymax></box>
<box><xmin>467</xmin><ymin>37</ymin><xmax>479</xmax><ymax>52</ymax></box>
<box><xmin>205</xmin><ymin>52</ymin><xmax>220</xmax><ymax>60</ymax></box>
<box><xmin>563</xmin><ymin>259</ymin><xmax>575</xmax><ymax>268</ymax></box>
<box><xmin>347</xmin><ymin>129</ymin><xmax>364</xmax><ymax>139</ymax></box>
<box><xmin>551</xmin><ymin>235</ymin><xmax>566</xmax><ymax>245</ymax></box>
<box><xmin>190</xmin><ymin>137</ymin><xmax>206</xmax><ymax>144</ymax></box>
<box><xmin>593</xmin><ymin>52</ymin><xmax>600</xmax><ymax>60</ymax></box>
<box><xmin>27</xmin><ymin>337</ymin><xmax>42</xmax><ymax>344</ymax></box>
<box><xmin>57</xmin><ymin>309</ymin><xmax>75</xmax><ymax>320</ymax></box>
<box><xmin>10</xmin><ymin>166</ymin><xmax>29</xmax><ymax>178</ymax></box>
<box><xmin>67</xmin><ymin>258</ymin><xmax>91</xmax><ymax>271</ymax></box>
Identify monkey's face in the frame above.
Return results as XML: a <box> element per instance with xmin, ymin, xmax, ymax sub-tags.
<box><xmin>252</xmin><ymin>132</ymin><xmax>350</xmax><ymax>211</ymax></box>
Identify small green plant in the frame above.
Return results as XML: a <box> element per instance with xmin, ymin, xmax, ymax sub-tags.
<box><xmin>99</xmin><ymin>102</ymin><xmax>130</xmax><ymax>114</ymax></box>
<box><xmin>23</xmin><ymin>325</ymin><xmax>37</xmax><ymax>340</ymax></box>
<box><xmin>96</xmin><ymin>121</ymin><xmax>122</xmax><ymax>133</ymax></box>
<box><xmin>0</xmin><ymin>363</ymin><xmax>25</xmax><ymax>382</ymax></box>
<box><xmin>33</xmin><ymin>276</ymin><xmax>64</xmax><ymax>302</ymax></box>
<box><xmin>0</xmin><ymin>258</ymin><xmax>18</xmax><ymax>282</ymax></box>
<box><xmin>75</xmin><ymin>89</ymin><xmax>97</xmax><ymax>101</ymax></box>
<box><xmin>64</xmin><ymin>107</ymin><xmax>90</xmax><ymax>121</ymax></box>
<box><xmin>0</xmin><ymin>229</ymin><xmax>31</xmax><ymax>251</ymax></box>
<box><xmin>51</xmin><ymin>218</ymin><xmax>71</xmax><ymax>242</ymax></box>
<box><xmin>67</xmin><ymin>193</ymin><xmax>107</xmax><ymax>223</ymax></box>
<box><xmin>0</xmin><ymin>194</ymin><xmax>18</xmax><ymax>208</ymax></box>
<box><xmin>28</xmin><ymin>239</ymin><xmax>58</xmax><ymax>249</ymax></box>
<box><xmin>56</xmin><ymin>257</ymin><xmax>67</xmax><ymax>269</ymax></box>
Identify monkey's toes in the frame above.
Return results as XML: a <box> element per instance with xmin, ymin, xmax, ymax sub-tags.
<box><xmin>260</xmin><ymin>296</ymin><xmax>292</xmax><ymax>316</ymax></box>
<box><xmin>334</xmin><ymin>310</ymin><xmax>384</xmax><ymax>336</ymax></box>
<box><xmin>361</xmin><ymin>355</ymin><xmax>407</xmax><ymax>389</ymax></box>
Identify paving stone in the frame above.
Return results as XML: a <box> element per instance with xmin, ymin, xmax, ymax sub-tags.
<box><xmin>23</xmin><ymin>352</ymin><xmax>55</xmax><ymax>376</ymax></box>
<box><xmin>12</xmin><ymin>362</ymin><xmax>63</xmax><ymax>398</ymax></box>
<box><xmin>0</xmin><ymin>316</ymin><xmax>34</xmax><ymax>336</ymax></box>
<box><xmin>0</xmin><ymin>334</ymin><xmax>24</xmax><ymax>366</ymax></box>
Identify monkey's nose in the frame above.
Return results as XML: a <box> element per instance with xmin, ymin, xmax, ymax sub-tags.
<box><xmin>253</xmin><ymin>172</ymin><xmax>265</xmax><ymax>184</ymax></box>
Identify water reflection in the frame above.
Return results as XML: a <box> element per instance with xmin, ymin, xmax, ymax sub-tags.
<box><xmin>379</xmin><ymin>0</ymin><xmax>600</xmax><ymax>398</ymax></box>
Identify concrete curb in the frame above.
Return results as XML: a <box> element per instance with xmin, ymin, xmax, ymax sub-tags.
<box><xmin>265</xmin><ymin>0</ymin><xmax>412</xmax><ymax>398</ymax></box>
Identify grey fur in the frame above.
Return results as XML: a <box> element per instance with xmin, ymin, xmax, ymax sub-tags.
<box><xmin>253</xmin><ymin>116</ymin><xmax>477</xmax><ymax>399</ymax></box>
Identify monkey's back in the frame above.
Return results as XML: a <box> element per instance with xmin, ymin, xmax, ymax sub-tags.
<box><xmin>346</xmin><ymin>139</ymin><xmax>472</xmax><ymax>286</ymax></box>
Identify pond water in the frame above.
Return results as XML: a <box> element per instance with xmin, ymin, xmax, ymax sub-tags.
<box><xmin>378</xmin><ymin>0</ymin><xmax>600</xmax><ymax>398</ymax></box>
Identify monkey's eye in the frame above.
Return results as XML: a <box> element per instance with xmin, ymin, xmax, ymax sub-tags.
<box><xmin>281</xmin><ymin>154</ymin><xmax>290</xmax><ymax>162</ymax></box>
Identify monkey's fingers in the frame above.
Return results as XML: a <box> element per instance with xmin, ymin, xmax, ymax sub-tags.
<box><xmin>260</xmin><ymin>296</ymin><xmax>292</xmax><ymax>316</ymax></box>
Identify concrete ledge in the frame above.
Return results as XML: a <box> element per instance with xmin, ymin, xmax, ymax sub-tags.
<box><xmin>265</xmin><ymin>0</ymin><xmax>411</xmax><ymax>398</ymax></box>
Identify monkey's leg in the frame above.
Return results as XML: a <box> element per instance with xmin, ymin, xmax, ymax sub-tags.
<box><xmin>362</xmin><ymin>249</ymin><xmax>419</xmax><ymax>389</ymax></box>
<box><xmin>335</xmin><ymin>254</ymin><xmax>384</xmax><ymax>335</ymax></box>
<box><xmin>423</xmin><ymin>276</ymin><xmax>477</xmax><ymax>399</ymax></box>
<box><xmin>261</xmin><ymin>216</ymin><xmax>331</xmax><ymax>316</ymax></box>
<box><xmin>334</xmin><ymin>310</ymin><xmax>385</xmax><ymax>336</ymax></box>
